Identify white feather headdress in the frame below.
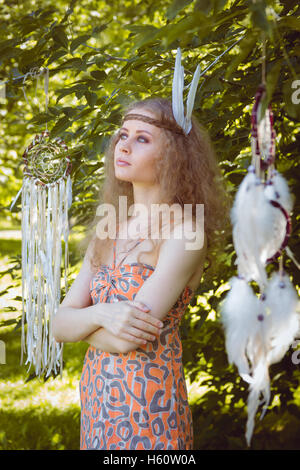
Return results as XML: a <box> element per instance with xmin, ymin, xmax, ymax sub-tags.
<box><xmin>172</xmin><ymin>47</ymin><xmax>201</xmax><ymax>135</ymax></box>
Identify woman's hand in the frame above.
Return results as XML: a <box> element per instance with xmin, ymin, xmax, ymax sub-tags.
<box><xmin>95</xmin><ymin>300</ymin><xmax>164</xmax><ymax>345</ymax></box>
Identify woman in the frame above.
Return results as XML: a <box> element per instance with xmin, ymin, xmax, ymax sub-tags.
<box><xmin>53</xmin><ymin>97</ymin><xmax>230</xmax><ymax>450</ymax></box>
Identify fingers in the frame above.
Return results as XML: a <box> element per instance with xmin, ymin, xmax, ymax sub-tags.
<box><xmin>119</xmin><ymin>320</ymin><xmax>161</xmax><ymax>345</ymax></box>
<box><xmin>117</xmin><ymin>301</ymin><xmax>164</xmax><ymax>345</ymax></box>
<box><xmin>129</xmin><ymin>300</ymin><xmax>151</xmax><ymax>312</ymax></box>
<box><xmin>127</xmin><ymin>326</ymin><xmax>157</xmax><ymax>343</ymax></box>
<box><xmin>133</xmin><ymin>318</ymin><xmax>161</xmax><ymax>336</ymax></box>
<box><xmin>129</xmin><ymin>301</ymin><xmax>164</xmax><ymax>329</ymax></box>
<box><xmin>119</xmin><ymin>331</ymin><xmax>148</xmax><ymax>345</ymax></box>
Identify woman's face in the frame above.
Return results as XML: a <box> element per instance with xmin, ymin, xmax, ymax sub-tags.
<box><xmin>114</xmin><ymin>108</ymin><xmax>164</xmax><ymax>185</ymax></box>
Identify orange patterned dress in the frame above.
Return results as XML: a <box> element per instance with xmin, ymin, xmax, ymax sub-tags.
<box><xmin>79</xmin><ymin>236</ymin><xmax>194</xmax><ymax>450</ymax></box>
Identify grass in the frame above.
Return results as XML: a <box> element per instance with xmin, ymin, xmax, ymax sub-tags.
<box><xmin>0</xmin><ymin>326</ymin><xmax>86</xmax><ymax>450</ymax></box>
<box><xmin>0</xmin><ymin>224</ymin><xmax>87</xmax><ymax>450</ymax></box>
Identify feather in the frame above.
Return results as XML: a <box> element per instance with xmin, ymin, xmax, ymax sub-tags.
<box><xmin>185</xmin><ymin>64</ymin><xmax>201</xmax><ymax>134</ymax></box>
<box><xmin>172</xmin><ymin>48</ymin><xmax>185</xmax><ymax>130</ymax></box>
<box><xmin>264</xmin><ymin>270</ymin><xmax>300</xmax><ymax>365</ymax></box>
<box><xmin>244</xmin><ymin>271</ymin><xmax>300</xmax><ymax>445</ymax></box>
<box><xmin>259</xmin><ymin>170</ymin><xmax>293</xmax><ymax>263</ymax></box>
<box><xmin>231</xmin><ymin>166</ymin><xmax>268</xmax><ymax>286</ymax></box>
<box><xmin>254</xmin><ymin>184</ymin><xmax>285</xmax><ymax>265</ymax></box>
<box><xmin>223</xmin><ymin>81</ymin><xmax>299</xmax><ymax>447</ymax></box>
<box><xmin>264</xmin><ymin>169</ymin><xmax>294</xmax><ymax>214</ymax></box>
<box><xmin>245</xmin><ymin>356</ymin><xmax>270</xmax><ymax>446</ymax></box>
<box><xmin>230</xmin><ymin>165</ymin><xmax>256</xmax><ymax>226</ymax></box>
<box><xmin>172</xmin><ymin>47</ymin><xmax>202</xmax><ymax>134</ymax></box>
<box><xmin>220</xmin><ymin>276</ymin><xmax>260</xmax><ymax>380</ymax></box>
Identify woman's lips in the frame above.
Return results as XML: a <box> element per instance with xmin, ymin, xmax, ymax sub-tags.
<box><xmin>116</xmin><ymin>159</ymin><xmax>131</xmax><ymax>166</ymax></box>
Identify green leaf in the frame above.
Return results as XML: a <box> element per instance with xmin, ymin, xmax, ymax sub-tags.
<box><xmin>47</xmin><ymin>48</ymin><xmax>68</xmax><ymax>65</ymax></box>
<box><xmin>194</xmin><ymin>0</ymin><xmax>211</xmax><ymax>14</ymax></box>
<box><xmin>249</xmin><ymin>0</ymin><xmax>272</xmax><ymax>36</ymax></box>
<box><xmin>91</xmin><ymin>22</ymin><xmax>111</xmax><ymax>37</ymax></box>
<box><xmin>259</xmin><ymin>58</ymin><xmax>283</xmax><ymax>118</ymax></box>
<box><xmin>158</xmin><ymin>11</ymin><xmax>211</xmax><ymax>48</ymax></box>
<box><xmin>29</xmin><ymin>112</ymin><xmax>55</xmax><ymax>125</ymax></box>
<box><xmin>53</xmin><ymin>57</ymin><xmax>86</xmax><ymax>72</ymax></box>
<box><xmin>0</xmin><ymin>47</ymin><xmax>19</xmax><ymax>61</ymax></box>
<box><xmin>278</xmin><ymin>16</ymin><xmax>300</xmax><ymax>32</ymax></box>
<box><xmin>225</xmin><ymin>31</ymin><xmax>258</xmax><ymax>80</ymax></box>
<box><xmin>49</xmin><ymin>116</ymin><xmax>72</xmax><ymax>138</ymax></box>
<box><xmin>47</xmin><ymin>106</ymin><xmax>62</xmax><ymax>116</ymax></box>
<box><xmin>126</xmin><ymin>25</ymin><xmax>160</xmax><ymax>51</ymax></box>
<box><xmin>131</xmin><ymin>70</ymin><xmax>151</xmax><ymax>89</ymax></box>
<box><xmin>38</xmin><ymin>7</ymin><xmax>57</xmax><ymax>20</ymax></box>
<box><xmin>166</xmin><ymin>0</ymin><xmax>194</xmax><ymax>21</ymax></box>
<box><xmin>56</xmin><ymin>84</ymin><xmax>88</xmax><ymax>103</ymax></box>
<box><xmin>84</xmin><ymin>91</ymin><xmax>98</xmax><ymax>108</ymax></box>
<box><xmin>89</xmin><ymin>135</ymin><xmax>104</xmax><ymax>154</ymax></box>
<box><xmin>126</xmin><ymin>24</ymin><xmax>158</xmax><ymax>35</ymax></box>
<box><xmin>51</xmin><ymin>25</ymin><xmax>69</xmax><ymax>50</ymax></box>
<box><xmin>70</xmin><ymin>34</ymin><xmax>91</xmax><ymax>54</ymax></box>
<box><xmin>90</xmin><ymin>70</ymin><xmax>107</xmax><ymax>81</ymax></box>
<box><xmin>61</xmin><ymin>106</ymin><xmax>76</xmax><ymax>118</ymax></box>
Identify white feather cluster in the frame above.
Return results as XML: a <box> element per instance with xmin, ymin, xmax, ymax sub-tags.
<box><xmin>221</xmin><ymin>164</ymin><xmax>300</xmax><ymax>446</ymax></box>
<box><xmin>221</xmin><ymin>276</ymin><xmax>259</xmax><ymax>379</ymax></box>
<box><xmin>172</xmin><ymin>47</ymin><xmax>201</xmax><ymax>135</ymax></box>
<box><xmin>231</xmin><ymin>165</ymin><xmax>294</xmax><ymax>289</ymax></box>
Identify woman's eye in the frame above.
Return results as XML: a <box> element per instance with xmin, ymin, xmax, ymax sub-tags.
<box><xmin>119</xmin><ymin>133</ymin><xmax>148</xmax><ymax>143</ymax></box>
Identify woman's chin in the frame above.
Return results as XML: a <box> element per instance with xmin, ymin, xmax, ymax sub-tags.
<box><xmin>114</xmin><ymin>172</ymin><xmax>133</xmax><ymax>182</ymax></box>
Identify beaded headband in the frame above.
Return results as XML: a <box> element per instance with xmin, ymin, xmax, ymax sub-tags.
<box><xmin>121</xmin><ymin>48</ymin><xmax>201</xmax><ymax>137</ymax></box>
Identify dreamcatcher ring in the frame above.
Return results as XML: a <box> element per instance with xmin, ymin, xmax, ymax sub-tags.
<box><xmin>22</xmin><ymin>130</ymin><xmax>72</xmax><ymax>186</ymax></box>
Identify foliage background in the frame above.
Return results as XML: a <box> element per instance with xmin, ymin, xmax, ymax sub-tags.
<box><xmin>0</xmin><ymin>0</ymin><xmax>300</xmax><ymax>450</ymax></box>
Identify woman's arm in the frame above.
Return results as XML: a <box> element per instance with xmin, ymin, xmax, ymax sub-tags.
<box><xmin>53</xmin><ymin>234</ymin><xmax>101</xmax><ymax>342</ymax></box>
<box><xmin>54</xmin><ymin>299</ymin><xmax>162</xmax><ymax>346</ymax></box>
<box><xmin>84</xmin><ymin>224</ymin><xmax>207</xmax><ymax>355</ymax></box>
<box><xmin>83</xmin><ymin>326</ymin><xmax>157</xmax><ymax>353</ymax></box>
<box><xmin>83</xmin><ymin>327</ymin><xmax>119</xmax><ymax>353</ymax></box>
<box><xmin>53</xmin><ymin>236</ymin><xmax>162</xmax><ymax>345</ymax></box>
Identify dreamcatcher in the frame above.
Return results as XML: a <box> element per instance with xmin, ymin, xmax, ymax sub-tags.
<box><xmin>220</xmin><ymin>38</ymin><xmax>300</xmax><ymax>446</ymax></box>
<box><xmin>10</xmin><ymin>67</ymin><xmax>73</xmax><ymax>378</ymax></box>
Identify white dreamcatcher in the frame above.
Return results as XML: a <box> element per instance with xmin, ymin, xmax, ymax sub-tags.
<box><xmin>10</xmin><ymin>67</ymin><xmax>73</xmax><ymax>378</ymax></box>
<box><xmin>220</xmin><ymin>59</ymin><xmax>300</xmax><ymax>445</ymax></box>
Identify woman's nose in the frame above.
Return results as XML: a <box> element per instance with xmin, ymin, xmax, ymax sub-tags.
<box><xmin>120</xmin><ymin>143</ymin><xmax>130</xmax><ymax>153</ymax></box>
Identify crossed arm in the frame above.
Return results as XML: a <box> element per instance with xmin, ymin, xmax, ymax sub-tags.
<box><xmin>84</xmin><ymin>228</ymin><xmax>207</xmax><ymax>354</ymax></box>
